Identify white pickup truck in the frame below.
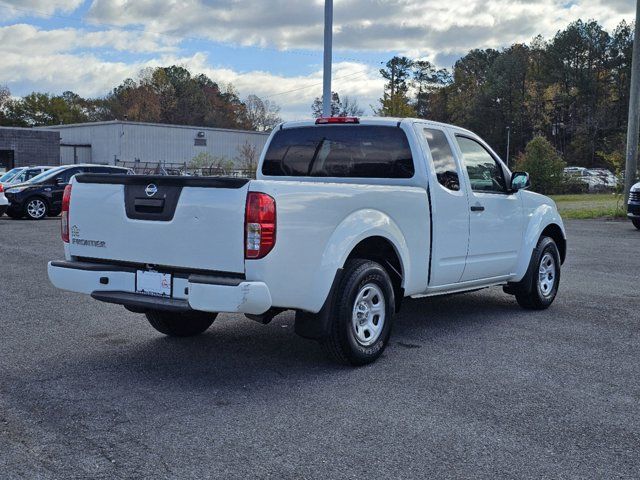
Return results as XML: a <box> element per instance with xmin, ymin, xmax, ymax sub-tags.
<box><xmin>48</xmin><ymin>117</ymin><xmax>566</xmax><ymax>365</ymax></box>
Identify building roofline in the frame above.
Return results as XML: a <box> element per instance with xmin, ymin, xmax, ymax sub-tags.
<box><xmin>0</xmin><ymin>125</ymin><xmax>60</xmax><ymax>133</ymax></box>
<box><xmin>41</xmin><ymin>120</ymin><xmax>270</xmax><ymax>136</ymax></box>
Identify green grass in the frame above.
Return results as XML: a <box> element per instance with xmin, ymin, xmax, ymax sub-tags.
<box><xmin>550</xmin><ymin>193</ymin><xmax>626</xmax><ymax>220</ymax></box>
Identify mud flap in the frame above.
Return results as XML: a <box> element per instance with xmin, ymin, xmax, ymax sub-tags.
<box><xmin>294</xmin><ymin>268</ymin><xmax>344</xmax><ymax>340</ymax></box>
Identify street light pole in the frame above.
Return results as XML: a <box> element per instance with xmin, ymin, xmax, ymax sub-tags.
<box><xmin>506</xmin><ymin>126</ymin><xmax>511</xmax><ymax>168</ymax></box>
<box><xmin>322</xmin><ymin>0</ymin><xmax>333</xmax><ymax>118</ymax></box>
<box><xmin>624</xmin><ymin>0</ymin><xmax>640</xmax><ymax>203</ymax></box>
<box><xmin>322</xmin><ymin>0</ymin><xmax>333</xmax><ymax>117</ymax></box>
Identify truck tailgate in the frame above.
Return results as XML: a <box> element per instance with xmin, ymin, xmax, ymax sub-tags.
<box><xmin>68</xmin><ymin>175</ymin><xmax>249</xmax><ymax>274</ymax></box>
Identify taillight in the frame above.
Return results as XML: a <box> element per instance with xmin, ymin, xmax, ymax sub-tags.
<box><xmin>245</xmin><ymin>192</ymin><xmax>276</xmax><ymax>259</ymax></box>
<box><xmin>0</xmin><ymin>184</ymin><xmax>3</xmax><ymax>193</ymax></box>
<box><xmin>61</xmin><ymin>184</ymin><xmax>72</xmax><ymax>243</ymax></box>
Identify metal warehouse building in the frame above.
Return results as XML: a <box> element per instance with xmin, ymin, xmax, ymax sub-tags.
<box><xmin>0</xmin><ymin>126</ymin><xmax>60</xmax><ymax>172</ymax></box>
<box><xmin>42</xmin><ymin>121</ymin><xmax>270</xmax><ymax>167</ymax></box>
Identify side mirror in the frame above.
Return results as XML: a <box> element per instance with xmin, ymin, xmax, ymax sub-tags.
<box><xmin>511</xmin><ymin>171</ymin><xmax>530</xmax><ymax>191</ymax></box>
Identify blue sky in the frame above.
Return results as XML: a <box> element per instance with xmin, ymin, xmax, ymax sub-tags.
<box><xmin>0</xmin><ymin>0</ymin><xmax>635</xmax><ymax>119</ymax></box>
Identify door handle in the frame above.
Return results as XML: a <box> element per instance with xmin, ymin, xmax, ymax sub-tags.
<box><xmin>470</xmin><ymin>205</ymin><xmax>485</xmax><ymax>212</ymax></box>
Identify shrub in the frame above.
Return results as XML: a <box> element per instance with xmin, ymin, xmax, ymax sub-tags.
<box><xmin>515</xmin><ymin>136</ymin><xmax>566</xmax><ymax>194</ymax></box>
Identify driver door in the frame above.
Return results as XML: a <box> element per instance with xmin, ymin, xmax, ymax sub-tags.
<box><xmin>454</xmin><ymin>135</ymin><xmax>524</xmax><ymax>281</ymax></box>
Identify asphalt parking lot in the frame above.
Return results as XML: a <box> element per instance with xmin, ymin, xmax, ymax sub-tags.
<box><xmin>1</xmin><ymin>217</ymin><xmax>639</xmax><ymax>479</ymax></box>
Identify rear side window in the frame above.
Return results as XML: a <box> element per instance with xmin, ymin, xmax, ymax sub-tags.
<box><xmin>262</xmin><ymin>126</ymin><xmax>415</xmax><ymax>178</ymax></box>
<box><xmin>423</xmin><ymin>128</ymin><xmax>460</xmax><ymax>191</ymax></box>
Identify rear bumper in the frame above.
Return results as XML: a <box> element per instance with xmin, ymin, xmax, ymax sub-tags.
<box><xmin>48</xmin><ymin>260</ymin><xmax>272</xmax><ymax>315</ymax></box>
<box><xmin>628</xmin><ymin>201</ymin><xmax>640</xmax><ymax>219</ymax></box>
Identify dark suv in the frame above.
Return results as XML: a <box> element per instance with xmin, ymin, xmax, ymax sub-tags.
<box><xmin>4</xmin><ymin>164</ymin><xmax>131</xmax><ymax>220</ymax></box>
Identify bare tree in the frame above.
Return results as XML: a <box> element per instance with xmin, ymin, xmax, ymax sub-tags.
<box><xmin>236</xmin><ymin>141</ymin><xmax>259</xmax><ymax>177</ymax></box>
<box><xmin>0</xmin><ymin>85</ymin><xmax>11</xmax><ymax>124</ymax></box>
<box><xmin>244</xmin><ymin>94</ymin><xmax>282</xmax><ymax>132</ymax></box>
<box><xmin>340</xmin><ymin>96</ymin><xmax>364</xmax><ymax>117</ymax></box>
<box><xmin>312</xmin><ymin>91</ymin><xmax>364</xmax><ymax>117</ymax></box>
<box><xmin>0</xmin><ymin>85</ymin><xmax>9</xmax><ymax>108</ymax></box>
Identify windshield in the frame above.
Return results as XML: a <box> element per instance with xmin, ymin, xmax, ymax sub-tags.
<box><xmin>27</xmin><ymin>166</ymin><xmax>66</xmax><ymax>184</ymax></box>
<box><xmin>0</xmin><ymin>168</ymin><xmax>24</xmax><ymax>183</ymax></box>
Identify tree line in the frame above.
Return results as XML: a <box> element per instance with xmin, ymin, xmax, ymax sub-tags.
<box><xmin>0</xmin><ymin>66</ymin><xmax>282</xmax><ymax>133</ymax></box>
<box><xmin>374</xmin><ymin>19</ymin><xmax>635</xmax><ymax>169</ymax></box>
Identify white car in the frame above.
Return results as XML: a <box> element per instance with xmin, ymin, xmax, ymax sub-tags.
<box><xmin>4</xmin><ymin>166</ymin><xmax>54</xmax><ymax>186</ymax></box>
<box><xmin>563</xmin><ymin>167</ymin><xmax>610</xmax><ymax>192</ymax></box>
<box><xmin>48</xmin><ymin>117</ymin><xmax>567</xmax><ymax>365</ymax></box>
<box><xmin>0</xmin><ymin>166</ymin><xmax>53</xmax><ymax>188</ymax></box>
<box><xmin>0</xmin><ymin>183</ymin><xmax>7</xmax><ymax>216</ymax></box>
<box><xmin>589</xmin><ymin>168</ymin><xmax>618</xmax><ymax>189</ymax></box>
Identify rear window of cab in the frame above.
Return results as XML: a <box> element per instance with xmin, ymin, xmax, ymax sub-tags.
<box><xmin>262</xmin><ymin>126</ymin><xmax>415</xmax><ymax>179</ymax></box>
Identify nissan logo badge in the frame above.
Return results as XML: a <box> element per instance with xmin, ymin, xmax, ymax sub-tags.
<box><xmin>145</xmin><ymin>184</ymin><xmax>158</xmax><ymax>197</ymax></box>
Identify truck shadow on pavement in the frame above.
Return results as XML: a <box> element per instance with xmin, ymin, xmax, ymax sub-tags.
<box><xmin>55</xmin><ymin>289</ymin><xmax>524</xmax><ymax>385</ymax></box>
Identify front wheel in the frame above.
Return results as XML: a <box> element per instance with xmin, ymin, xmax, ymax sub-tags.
<box><xmin>512</xmin><ymin>236</ymin><xmax>561</xmax><ymax>310</ymax></box>
<box><xmin>632</xmin><ymin>218</ymin><xmax>640</xmax><ymax>230</ymax></box>
<box><xmin>24</xmin><ymin>197</ymin><xmax>48</xmax><ymax>220</ymax></box>
<box><xmin>145</xmin><ymin>310</ymin><xmax>217</xmax><ymax>337</ymax></box>
<box><xmin>321</xmin><ymin>259</ymin><xmax>395</xmax><ymax>366</ymax></box>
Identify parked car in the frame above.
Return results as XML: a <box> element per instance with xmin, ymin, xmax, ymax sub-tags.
<box><xmin>1</xmin><ymin>166</ymin><xmax>55</xmax><ymax>187</ymax></box>
<box><xmin>4</xmin><ymin>164</ymin><xmax>131</xmax><ymax>220</ymax></box>
<box><xmin>628</xmin><ymin>182</ymin><xmax>640</xmax><ymax>230</ymax></box>
<box><xmin>589</xmin><ymin>168</ymin><xmax>618</xmax><ymax>190</ymax></box>
<box><xmin>0</xmin><ymin>167</ymin><xmax>25</xmax><ymax>185</ymax></box>
<box><xmin>0</xmin><ymin>183</ymin><xmax>8</xmax><ymax>216</ymax></box>
<box><xmin>563</xmin><ymin>167</ymin><xmax>610</xmax><ymax>192</ymax></box>
<box><xmin>48</xmin><ymin>117</ymin><xmax>567</xmax><ymax>365</ymax></box>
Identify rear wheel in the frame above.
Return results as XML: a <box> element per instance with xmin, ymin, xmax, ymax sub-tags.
<box><xmin>321</xmin><ymin>259</ymin><xmax>395</xmax><ymax>366</ymax></box>
<box><xmin>633</xmin><ymin>218</ymin><xmax>640</xmax><ymax>230</ymax></box>
<box><xmin>24</xmin><ymin>197</ymin><xmax>48</xmax><ymax>220</ymax></box>
<box><xmin>512</xmin><ymin>236</ymin><xmax>561</xmax><ymax>310</ymax></box>
<box><xmin>145</xmin><ymin>310</ymin><xmax>217</xmax><ymax>337</ymax></box>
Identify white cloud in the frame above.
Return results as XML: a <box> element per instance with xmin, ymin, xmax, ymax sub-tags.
<box><xmin>174</xmin><ymin>55</ymin><xmax>384</xmax><ymax>118</ymax></box>
<box><xmin>0</xmin><ymin>0</ymin><xmax>84</xmax><ymax>20</ymax></box>
<box><xmin>0</xmin><ymin>41</ymin><xmax>382</xmax><ymax>120</ymax></box>
<box><xmin>85</xmin><ymin>0</ymin><xmax>637</xmax><ymax>58</ymax></box>
<box><xmin>0</xmin><ymin>24</ymin><xmax>179</xmax><ymax>54</ymax></box>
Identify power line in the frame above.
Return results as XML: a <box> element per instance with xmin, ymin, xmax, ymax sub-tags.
<box><xmin>263</xmin><ymin>70</ymin><xmax>371</xmax><ymax>99</ymax></box>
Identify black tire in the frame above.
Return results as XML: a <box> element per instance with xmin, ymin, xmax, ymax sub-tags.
<box><xmin>512</xmin><ymin>236</ymin><xmax>561</xmax><ymax>310</ymax></box>
<box><xmin>145</xmin><ymin>310</ymin><xmax>217</xmax><ymax>337</ymax></box>
<box><xmin>321</xmin><ymin>259</ymin><xmax>395</xmax><ymax>366</ymax></box>
<box><xmin>633</xmin><ymin>218</ymin><xmax>640</xmax><ymax>230</ymax></box>
<box><xmin>23</xmin><ymin>197</ymin><xmax>49</xmax><ymax>220</ymax></box>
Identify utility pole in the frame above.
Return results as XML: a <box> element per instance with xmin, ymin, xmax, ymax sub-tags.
<box><xmin>624</xmin><ymin>0</ymin><xmax>640</xmax><ymax>203</ymax></box>
<box><xmin>322</xmin><ymin>0</ymin><xmax>333</xmax><ymax>118</ymax></box>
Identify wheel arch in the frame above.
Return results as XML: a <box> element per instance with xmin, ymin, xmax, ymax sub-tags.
<box><xmin>540</xmin><ymin>223</ymin><xmax>566</xmax><ymax>264</ymax></box>
<box><xmin>514</xmin><ymin>203</ymin><xmax>566</xmax><ymax>282</ymax></box>
<box><xmin>321</xmin><ymin>209</ymin><xmax>410</xmax><ymax>313</ymax></box>
<box><xmin>344</xmin><ymin>236</ymin><xmax>404</xmax><ymax>310</ymax></box>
